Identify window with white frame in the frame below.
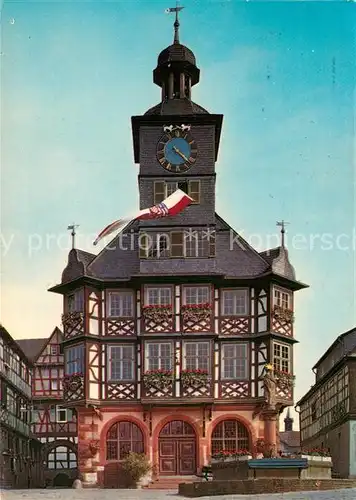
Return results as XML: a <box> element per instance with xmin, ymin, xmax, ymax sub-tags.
<box><xmin>221</xmin><ymin>343</ymin><xmax>248</xmax><ymax>380</ymax></box>
<box><xmin>273</xmin><ymin>288</ymin><xmax>291</xmax><ymax>310</ymax></box>
<box><xmin>273</xmin><ymin>343</ymin><xmax>291</xmax><ymax>373</ymax></box>
<box><xmin>145</xmin><ymin>287</ymin><xmax>172</xmax><ymax>306</ymax></box>
<box><xmin>108</xmin><ymin>291</ymin><xmax>134</xmax><ymax>317</ymax></box>
<box><xmin>183</xmin><ymin>342</ymin><xmax>210</xmax><ymax>372</ymax></box>
<box><xmin>184</xmin><ymin>230</ymin><xmax>213</xmax><ymax>258</ymax></box>
<box><xmin>65</xmin><ymin>344</ymin><xmax>84</xmax><ymax>375</ymax></box>
<box><xmin>51</xmin><ymin>379</ymin><xmax>58</xmax><ymax>391</ymax></box>
<box><xmin>108</xmin><ymin>345</ymin><xmax>135</xmax><ymax>381</ymax></box>
<box><xmin>183</xmin><ymin>286</ymin><xmax>210</xmax><ymax>305</ymax></box>
<box><xmin>56</xmin><ymin>406</ymin><xmax>67</xmax><ymax>423</ymax></box>
<box><xmin>222</xmin><ymin>289</ymin><xmax>248</xmax><ymax>316</ymax></box>
<box><xmin>67</xmin><ymin>289</ymin><xmax>84</xmax><ymax>313</ymax></box>
<box><xmin>154</xmin><ymin>180</ymin><xmax>201</xmax><ymax>205</ymax></box>
<box><xmin>146</xmin><ymin>343</ymin><xmax>173</xmax><ymax>371</ymax></box>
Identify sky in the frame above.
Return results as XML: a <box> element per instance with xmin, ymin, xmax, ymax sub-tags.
<box><xmin>1</xmin><ymin>0</ymin><xmax>355</xmax><ymax>426</ymax></box>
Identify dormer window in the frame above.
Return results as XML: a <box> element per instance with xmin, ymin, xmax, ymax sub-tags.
<box><xmin>50</xmin><ymin>345</ymin><xmax>59</xmax><ymax>356</ymax></box>
<box><xmin>67</xmin><ymin>289</ymin><xmax>84</xmax><ymax>313</ymax></box>
<box><xmin>273</xmin><ymin>287</ymin><xmax>292</xmax><ymax>310</ymax></box>
<box><xmin>154</xmin><ymin>180</ymin><xmax>201</xmax><ymax>205</ymax></box>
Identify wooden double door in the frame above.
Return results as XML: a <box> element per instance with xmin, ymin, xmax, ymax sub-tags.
<box><xmin>159</xmin><ymin>421</ymin><xmax>196</xmax><ymax>476</ymax></box>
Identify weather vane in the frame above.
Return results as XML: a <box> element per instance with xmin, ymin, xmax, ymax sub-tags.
<box><xmin>67</xmin><ymin>223</ymin><xmax>79</xmax><ymax>249</ymax></box>
<box><xmin>276</xmin><ymin>220</ymin><xmax>290</xmax><ymax>248</ymax></box>
<box><xmin>165</xmin><ymin>1</ymin><xmax>184</xmax><ymax>44</ymax></box>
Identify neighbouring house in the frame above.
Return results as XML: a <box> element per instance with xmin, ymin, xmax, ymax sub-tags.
<box><xmin>297</xmin><ymin>326</ymin><xmax>356</xmax><ymax>478</ymax></box>
<box><xmin>17</xmin><ymin>328</ymin><xmax>78</xmax><ymax>488</ymax></box>
<box><xmin>0</xmin><ymin>325</ymin><xmax>43</xmax><ymax>489</ymax></box>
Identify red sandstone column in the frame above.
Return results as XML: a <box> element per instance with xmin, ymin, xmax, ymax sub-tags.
<box><xmin>263</xmin><ymin>410</ymin><xmax>278</xmax><ymax>458</ymax></box>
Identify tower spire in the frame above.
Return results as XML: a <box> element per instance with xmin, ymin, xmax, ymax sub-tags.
<box><xmin>276</xmin><ymin>220</ymin><xmax>290</xmax><ymax>248</ymax></box>
<box><xmin>165</xmin><ymin>2</ymin><xmax>184</xmax><ymax>44</ymax></box>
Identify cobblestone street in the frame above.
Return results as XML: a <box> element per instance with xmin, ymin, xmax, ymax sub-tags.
<box><xmin>2</xmin><ymin>489</ymin><xmax>356</xmax><ymax>500</ymax></box>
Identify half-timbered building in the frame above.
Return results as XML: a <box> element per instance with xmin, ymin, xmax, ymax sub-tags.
<box><xmin>49</xmin><ymin>14</ymin><xmax>307</xmax><ymax>488</ymax></box>
<box><xmin>0</xmin><ymin>325</ymin><xmax>43</xmax><ymax>488</ymax></box>
<box><xmin>17</xmin><ymin>328</ymin><xmax>78</xmax><ymax>487</ymax></box>
<box><xmin>297</xmin><ymin>326</ymin><xmax>356</xmax><ymax>479</ymax></box>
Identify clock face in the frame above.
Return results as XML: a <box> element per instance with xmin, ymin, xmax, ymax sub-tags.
<box><xmin>156</xmin><ymin>128</ymin><xmax>197</xmax><ymax>173</ymax></box>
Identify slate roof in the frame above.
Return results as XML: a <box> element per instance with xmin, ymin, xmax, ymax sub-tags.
<box><xmin>259</xmin><ymin>246</ymin><xmax>296</xmax><ymax>281</ymax></box>
<box><xmin>61</xmin><ymin>248</ymin><xmax>96</xmax><ymax>284</ymax></box>
<box><xmin>145</xmin><ymin>99</ymin><xmax>209</xmax><ymax>116</ymax></box>
<box><xmin>157</xmin><ymin>43</ymin><xmax>196</xmax><ymax>66</ymax></box>
<box><xmin>16</xmin><ymin>338</ymin><xmax>47</xmax><ymax>362</ymax></box>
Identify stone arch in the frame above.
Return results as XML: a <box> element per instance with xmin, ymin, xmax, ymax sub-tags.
<box><xmin>100</xmin><ymin>415</ymin><xmax>148</xmax><ymax>465</ymax></box>
<box><xmin>209</xmin><ymin>416</ymin><xmax>254</xmax><ymax>457</ymax></box>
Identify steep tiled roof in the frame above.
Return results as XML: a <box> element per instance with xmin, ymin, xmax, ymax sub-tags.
<box><xmin>259</xmin><ymin>246</ymin><xmax>296</xmax><ymax>281</ymax></box>
<box><xmin>0</xmin><ymin>325</ymin><xmax>33</xmax><ymax>363</ymax></box>
<box><xmin>16</xmin><ymin>338</ymin><xmax>47</xmax><ymax>362</ymax></box>
<box><xmin>61</xmin><ymin>248</ymin><xmax>96</xmax><ymax>283</ymax></box>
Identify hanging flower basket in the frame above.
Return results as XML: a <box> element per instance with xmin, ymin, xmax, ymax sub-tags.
<box><xmin>274</xmin><ymin>369</ymin><xmax>295</xmax><ymax>389</ymax></box>
<box><xmin>143</xmin><ymin>369</ymin><xmax>173</xmax><ymax>390</ymax></box>
<box><xmin>273</xmin><ymin>305</ymin><xmax>294</xmax><ymax>323</ymax></box>
<box><xmin>89</xmin><ymin>439</ymin><xmax>100</xmax><ymax>457</ymax></box>
<box><xmin>142</xmin><ymin>305</ymin><xmax>173</xmax><ymax>322</ymax></box>
<box><xmin>181</xmin><ymin>369</ymin><xmax>209</xmax><ymax>388</ymax></box>
<box><xmin>63</xmin><ymin>373</ymin><xmax>84</xmax><ymax>392</ymax></box>
<box><xmin>181</xmin><ymin>303</ymin><xmax>212</xmax><ymax>322</ymax></box>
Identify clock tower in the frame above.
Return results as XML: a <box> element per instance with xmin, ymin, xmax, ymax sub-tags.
<box><xmin>132</xmin><ymin>10</ymin><xmax>223</xmax><ymax>271</ymax></box>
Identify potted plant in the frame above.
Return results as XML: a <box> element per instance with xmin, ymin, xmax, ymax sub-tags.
<box><xmin>121</xmin><ymin>452</ymin><xmax>151</xmax><ymax>488</ymax></box>
<box><xmin>143</xmin><ymin>369</ymin><xmax>173</xmax><ymax>390</ymax></box>
<box><xmin>142</xmin><ymin>304</ymin><xmax>173</xmax><ymax>322</ymax></box>
<box><xmin>181</xmin><ymin>369</ymin><xmax>209</xmax><ymax>388</ymax></box>
<box><xmin>181</xmin><ymin>303</ymin><xmax>212</xmax><ymax>322</ymax></box>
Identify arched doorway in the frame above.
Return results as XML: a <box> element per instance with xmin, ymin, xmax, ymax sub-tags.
<box><xmin>104</xmin><ymin>421</ymin><xmax>145</xmax><ymax>488</ymax></box>
<box><xmin>47</xmin><ymin>444</ymin><xmax>77</xmax><ymax>470</ymax></box>
<box><xmin>211</xmin><ymin>419</ymin><xmax>250</xmax><ymax>456</ymax></box>
<box><xmin>158</xmin><ymin>420</ymin><xmax>196</xmax><ymax>476</ymax></box>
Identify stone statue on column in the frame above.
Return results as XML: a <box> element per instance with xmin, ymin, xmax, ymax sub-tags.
<box><xmin>262</xmin><ymin>364</ymin><xmax>277</xmax><ymax>409</ymax></box>
<box><xmin>261</xmin><ymin>364</ymin><xmax>278</xmax><ymax>458</ymax></box>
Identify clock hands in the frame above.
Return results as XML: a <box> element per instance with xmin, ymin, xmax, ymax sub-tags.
<box><xmin>173</xmin><ymin>145</ymin><xmax>189</xmax><ymax>163</ymax></box>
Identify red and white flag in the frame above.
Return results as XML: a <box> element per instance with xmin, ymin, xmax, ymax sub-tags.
<box><xmin>93</xmin><ymin>189</ymin><xmax>193</xmax><ymax>246</ymax></box>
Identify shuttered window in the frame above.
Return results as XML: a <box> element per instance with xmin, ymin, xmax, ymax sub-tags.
<box><xmin>153</xmin><ymin>180</ymin><xmax>201</xmax><ymax>204</ymax></box>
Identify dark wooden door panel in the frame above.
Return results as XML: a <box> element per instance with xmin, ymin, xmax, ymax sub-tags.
<box><xmin>178</xmin><ymin>440</ymin><xmax>196</xmax><ymax>475</ymax></box>
<box><xmin>159</xmin><ymin>440</ymin><xmax>176</xmax><ymax>474</ymax></box>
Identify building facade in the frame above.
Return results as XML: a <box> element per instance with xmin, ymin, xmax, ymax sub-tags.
<box><xmin>0</xmin><ymin>326</ymin><xmax>43</xmax><ymax>489</ymax></box>
<box><xmin>49</xmin><ymin>15</ymin><xmax>307</xmax><ymax>488</ymax></box>
<box><xmin>297</xmin><ymin>327</ymin><xmax>356</xmax><ymax>478</ymax></box>
<box><xmin>17</xmin><ymin>328</ymin><xmax>78</xmax><ymax>487</ymax></box>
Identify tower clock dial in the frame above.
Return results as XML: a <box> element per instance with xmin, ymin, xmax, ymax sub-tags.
<box><xmin>156</xmin><ymin>126</ymin><xmax>197</xmax><ymax>173</ymax></box>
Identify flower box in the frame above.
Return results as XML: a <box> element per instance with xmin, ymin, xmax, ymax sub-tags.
<box><xmin>211</xmin><ymin>450</ymin><xmax>252</xmax><ymax>462</ymax></box>
<box><xmin>273</xmin><ymin>305</ymin><xmax>294</xmax><ymax>323</ymax></box>
<box><xmin>143</xmin><ymin>369</ymin><xmax>173</xmax><ymax>390</ymax></box>
<box><xmin>142</xmin><ymin>305</ymin><xmax>173</xmax><ymax>322</ymax></box>
<box><xmin>63</xmin><ymin>373</ymin><xmax>84</xmax><ymax>392</ymax></box>
<box><xmin>181</xmin><ymin>303</ymin><xmax>212</xmax><ymax>322</ymax></box>
<box><xmin>181</xmin><ymin>369</ymin><xmax>209</xmax><ymax>388</ymax></box>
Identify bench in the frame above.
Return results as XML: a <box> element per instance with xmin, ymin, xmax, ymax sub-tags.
<box><xmin>196</xmin><ymin>465</ymin><xmax>212</xmax><ymax>481</ymax></box>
